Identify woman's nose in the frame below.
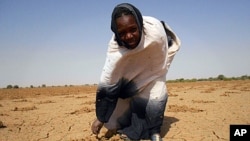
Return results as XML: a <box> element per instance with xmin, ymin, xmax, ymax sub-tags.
<box><xmin>125</xmin><ymin>32</ymin><xmax>133</xmax><ymax>40</ymax></box>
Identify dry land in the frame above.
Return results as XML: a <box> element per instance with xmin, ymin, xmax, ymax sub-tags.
<box><xmin>0</xmin><ymin>80</ymin><xmax>249</xmax><ymax>140</ymax></box>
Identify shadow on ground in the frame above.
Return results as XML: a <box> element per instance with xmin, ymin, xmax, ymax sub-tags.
<box><xmin>160</xmin><ymin>116</ymin><xmax>179</xmax><ymax>137</ymax></box>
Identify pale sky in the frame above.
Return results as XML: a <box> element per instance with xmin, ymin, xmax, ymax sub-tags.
<box><xmin>0</xmin><ymin>0</ymin><xmax>250</xmax><ymax>88</ymax></box>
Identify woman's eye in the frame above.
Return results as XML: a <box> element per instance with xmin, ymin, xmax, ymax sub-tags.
<box><xmin>131</xmin><ymin>28</ymin><xmax>137</xmax><ymax>33</ymax></box>
<box><xmin>119</xmin><ymin>32</ymin><xmax>125</xmax><ymax>37</ymax></box>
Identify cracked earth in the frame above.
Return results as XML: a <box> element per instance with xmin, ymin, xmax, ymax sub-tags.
<box><xmin>0</xmin><ymin>80</ymin><xmax>249</xmax><ymax>140</ymax></box>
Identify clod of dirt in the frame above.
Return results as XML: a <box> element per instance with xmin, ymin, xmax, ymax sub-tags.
<box><xmin>0</xmin><ymin>120</ymin><xmax>6</xmax><ymax>128</ymax></box>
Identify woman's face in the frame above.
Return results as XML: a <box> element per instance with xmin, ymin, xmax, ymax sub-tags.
<box><xmin>116</xmin><ymin>14</ymin><xmax>140</xmax><ymax>49</ymax></box>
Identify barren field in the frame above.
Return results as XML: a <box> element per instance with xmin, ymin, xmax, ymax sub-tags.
<box><xmin>0</xmin><ymin>80</ymin><xmax>249</xmax><ymax>141</ymax></box>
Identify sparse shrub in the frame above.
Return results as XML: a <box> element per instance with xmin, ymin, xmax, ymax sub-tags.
<box><xmin>217</xmin><ymin>74</ymin><xmax>226</xmax><ymax>80</ymax></box>
<box><xmin>241</xmin><ymin>75</ymin><xmax>248</xmax><ymax>80</ymax></box>
<box><xmin>7</xmin><ymin>85</ymin><xmax>13</xmax><ymax>89</ymax></box>
<box><xmin>197</xmin><ymin>78</ymin><xmax>206</xmax><ymax>81</ymax></box>
<box><xmin>191</xmin><ymin>78</ymin><xmax>197</xmax><ymax>82</ymax></box>
<box><xmin>178</xmin><ymin>78</ymin><xmax>184</xmax><ymax>82</ymax></box>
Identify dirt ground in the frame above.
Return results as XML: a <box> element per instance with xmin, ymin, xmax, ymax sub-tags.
<box><xmin>0</xmin><ymin>80</ymin><xmax>249</xmax><ymax>141</ymax></box>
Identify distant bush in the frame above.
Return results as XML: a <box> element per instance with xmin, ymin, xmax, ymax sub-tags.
<box><xmin>241</xmin><ymin>75</ymin><xmax>248</xmax><ymax>80</ymax></box>
<box><xmin>7</xmin><ymin>85</ymin><xmax>13</xmax><ymax>89</ymax></box>
<box><xmin>6</xmin><ymin>85</ymin><xmax>19</xmax><ymax>89</ymax></box>
<box><xmin>167</xmin><ymin>74</ymin><xmax>250</xmax><ymax>83</ymax></box>
<box><xmin>217</xmin><ymin>74</ymin><xmax>226</xmax><ymax>80</ymax></box>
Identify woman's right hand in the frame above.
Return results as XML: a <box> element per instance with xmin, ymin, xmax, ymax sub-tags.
<box><xmin>91</xmin><ymin>119</ymin><xmax>104</xmax><ymax>135</ymax></box>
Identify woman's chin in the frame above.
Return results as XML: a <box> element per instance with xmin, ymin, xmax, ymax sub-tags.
<box><xmin>128</xmin><ymin>43</ymin><xmax>138</xmax><ymax>49</ymax></box>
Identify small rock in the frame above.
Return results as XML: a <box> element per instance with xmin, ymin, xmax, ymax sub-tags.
<box><xmin>0</xmin><ymin>120</ymin><xmax>6</xmax><ymax>128</ymax></box>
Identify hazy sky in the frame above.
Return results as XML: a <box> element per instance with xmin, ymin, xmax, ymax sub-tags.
<box><xmin>0</xmin><ymin>0</ymin><xmax>249</xmax><ymax>87</ymax></box>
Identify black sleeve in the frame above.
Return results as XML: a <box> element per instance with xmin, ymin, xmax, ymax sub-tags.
<box><xmin>95</xmin><ymin>81</ymin><xmax>122</xmax><ymax>123</ymax></box>
<box><xmin>95</xmin><ymin>78</ymin><xmax>138</xmax><ymax>123</ymax></box>
<box><xmin>161</xmin><ymin>21</ymin><xmax>174</xmax><ymax>47</ymax></box>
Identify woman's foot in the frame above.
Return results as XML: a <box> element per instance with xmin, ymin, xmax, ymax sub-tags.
<box><xmin>105</xmin><ymin>129</ymin><xmax>117</xmax><ymax>138</ymax></box>
<box><xmin>120</xmin><ymin>133</ymin><xmax>131</xmax><ymax>141</ymax></box>
<box><xmin>151</xmin><ymin>133</ymin><xmax>162</xmax><ymax>141</ymax></box>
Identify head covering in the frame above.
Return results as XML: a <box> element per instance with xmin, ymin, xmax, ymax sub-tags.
<box><xmin>111</xmin><ymin>3</ymin><xmax>143</xmax><ymax>49</ymax></box>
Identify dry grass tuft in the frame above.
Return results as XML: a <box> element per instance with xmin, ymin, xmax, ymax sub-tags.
<box><xmin>69</xmin><ymin>107</ymin><xmax>94</xmax><ymax>115</ymax></box>
<box><xmin>192</xmin><ymin>100</ymin><xmax>215</xmax><ymax>103</ymax></box>
<box><xmin>13</xmin><ymin>105</ymin><xmax>37</xmax><ymax>111</ymax></box>
<box><xmin>168</xmin><ymin>92</ymin><xmax>178</xmax><ymax>97</ymax></box>
<box><xmin>168</xmin><ymin>104</ymin><xmax>204</xmax><ymax>113</ymax></box>
<box><xmin>200</xmin><ymin>87</ymin><xmax>216</xmax><ymax>93</ymax></box>
<box><xmin>37</xmin><ymin>100</ymin><xmax>55</xmax><ymax>104</ymax></box>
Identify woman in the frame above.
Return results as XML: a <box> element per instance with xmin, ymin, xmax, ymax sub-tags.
<box><xmin>91</xmin><ymin>3</ymin><xmax>181</xmax><ymax>140</ymax></box>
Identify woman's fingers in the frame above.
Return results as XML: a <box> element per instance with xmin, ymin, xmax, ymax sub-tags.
<box><xmin>91</xmin><ymin>119</ymin><xmax>104</xmax><ymax>134</ymax></box>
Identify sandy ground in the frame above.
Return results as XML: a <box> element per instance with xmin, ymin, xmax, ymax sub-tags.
<box><xmin>0</xmin><ymin>80</ymin><xmax>249</xmax><ymax>141</ymax></box>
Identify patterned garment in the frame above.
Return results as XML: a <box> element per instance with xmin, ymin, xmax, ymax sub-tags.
<box><xmin>96</xmin><ymin>16</ymin><xmax>181</xmax><ymax>140</ymax></box>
